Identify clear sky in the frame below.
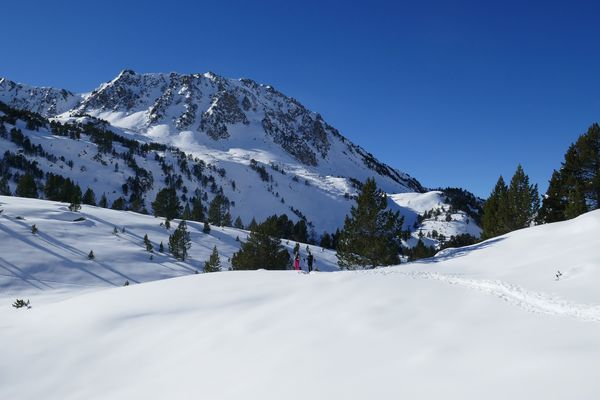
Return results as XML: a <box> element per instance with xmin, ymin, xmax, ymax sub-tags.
<box><xmin>2</xmin><ymin>0</ymin><xmax>600</xmax><ymax>197</ymax></box>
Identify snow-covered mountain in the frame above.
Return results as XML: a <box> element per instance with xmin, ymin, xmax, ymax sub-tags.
<box><xmin>0</xmin><ymin>70</ymin><xmax>429</xmax><ymax>234</ymax></box>
<box><xmin>2</xmin><ymin>196</ymin><xmax>600</xmax><ymax>399</ymax></box>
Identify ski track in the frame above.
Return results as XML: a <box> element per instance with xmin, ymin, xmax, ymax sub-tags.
<box><xmin>362</xmin><ymin>268</ymin><xmax>600</xmax><ymax>322</ymax></box>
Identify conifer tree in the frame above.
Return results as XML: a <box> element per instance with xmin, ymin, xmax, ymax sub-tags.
<box><xmin>231</xmin><ymin>228</ymin><xmax>290</xmax><ymax>270</ymax></box>
<box><xmin>31</xmin><ymin>224</ymin><xmax>38</xmax><ymax>235</ymax></box>
<box><xmin>336</xmin><ymin>178</ymin><xmax>404</xmax><ymax>269</ymax></box>
<box><xmin>182</xmin><ymin>203</ymin><xmax>192</xmax><ymax>220</ymax></box>
<box><xmin>481</xmin><ymin>176</ymin><xmax>510</xmax><ymax>239</ymax></box>
<box><xmin>82</xmin><ymin>188</ymin><xmax>97</xmax><ymax>206</ymax></box>
<box><xmin>537</xmin><ymin>170</ymin><xmax>567</xmax><ymax>223</ymax></box>
<box><xmin>88</xmin><ymin>250</ymin><xmax>95</xmax><ymax>260</ymax></box>
<box><xmin>168</xmin><ymin>220</ymin><xmax>191</xmax><ymax>261</ymax></box>
<box><xmin>15</xmin><ymin>174</ymin><xmax>38</xmax><ymax>198</ymax></box>
<box><xmin>159</xmin><ymin>241</ymin><xmax>164</xmax><ymax>252</ymax></box>
<box><xmin>507</xmin><ymin>164</ymin><xmax>539</xmax><ymax>230</ymax></box>
<box><xmin>152</xmin><ymin>188</ymin><xmax>181</xmax><ymax>220</ymax></box>
<box><xmin>203</xmin><ymin>221</ymin><xmax>211</xmax><ymax>234</ymax></box>
<box><xmin>204</xmin><ymin>245</ymin><xmax>221</xmax><ymax>273</ymax></box>
<box><xmin>190</xmin><ymin>197</ymin><xmax>204</xmax><ymax>222</ymax></box>
<box><xmin>0</xmin><ymin>177</ymin><xmax>11</xmax><ymax>196</ymax></box>
<box><xmin>234</xmin><ymin>216</ymin><xmax>244</xmax><ymax>229</ymax></box>
<box><xmin>208</xmin><ymin>194</ymin><xmax>231</xmax><ymax>226</ymax></box>
<box><xmin>99</xmin><ymin>193</ymin><xmax>108</xmax><ymax>208</ymax></box>
<box><xmin>564</xmin><ymin>185</ymin><xmax>587</xmax><ymax>219</ymax></box>
<box><xmin>143</xmin><ymin>234</ymin><xmax>153</xmax><ymax>252</ymax></box>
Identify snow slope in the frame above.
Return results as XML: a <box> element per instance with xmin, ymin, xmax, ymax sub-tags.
<box><xmin>0</xmin><ymin>196</ymin><xmax>338</xmax><ymax>295</ymax></box>
<box><xmin>390</xmin><ymin>190</ymin><xmax>482</xmax><ymax>247</ymax></box>
<box><xmin>1</xmin><ymin>200</ymin><xmax>600</xmax><ymax>399</ymax></box>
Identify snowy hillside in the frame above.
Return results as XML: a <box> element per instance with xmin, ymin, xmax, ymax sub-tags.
<box><xmin>0</xmin><ymin>196</ymin><xmax>338</xmax><ymax>295</ymax></box>
<box><xmin>2</xmin><ymin>205</ymin><xmax>600</xmax><ymax>399</ymax></box>
<box><xmin>0</xmin><ymin>71</ymin><xmax>424</xmax><ymax>235</ymax></box>
<box><xmin>390</xmin><ymin>190</ymin><xmax>482</xmax><ymax>247</ymax></box>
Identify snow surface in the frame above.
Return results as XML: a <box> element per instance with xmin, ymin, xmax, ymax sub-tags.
<box><xmin>2</xmin><ymin>196</ymin><xmax>600</xmax><ymax>399</ymax></box>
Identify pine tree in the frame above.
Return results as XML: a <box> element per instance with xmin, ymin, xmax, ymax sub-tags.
<box><xmin>564</xmin><ymin>185</ymin><xmax>587</xmax><ymax>219</ymax></box>
<box><xmin>481</xmin><ymin>176</ymin><xmax>510</xmax><ymax>239</ymax></box>
<box><xmin>203</xmin><ymin>221</ymin><xmax>211</xmax><ymax>234</ymax></box>
<box><xmin>69</xmin><ymin>202</ymin><xmax>81</xmax><ymax>212</ymax></box>
<box><xmin>99</xmin><ymin>193</ymin><xmax>108</xmax><ymax>208</ymax></box>
<box><xmin>113</xmin><ymin>226</ymin><xmax>118</xmax><ymax>235</ymax></box>
<box><xmin>190</xmin><ymin>197</ymin><xmax>204</xmax><ymax>222</ymax></box>
<box><xmin>336</xmin><ymin>178</ymin><xmax>404</xmax><ymax>269</ymax></box>
<box><xmin>507</xmin><ymin>164</ymin><xmax>539</xmax><ymax>230</ymax></box>
<box><xmin>0</xmin><ymin>177</ymin><xmax>11</xmax><ymax>196</ymax></box>
<box><xmin>159</xmin><ymin>241</ymin><xmax>164</xmax><ymax>252</ymax></box>
<box><xmin>319</xmin><ymin>232</ymin><xmax>332</xmax><ymax>249</ymax></box>
<box><xmin>31</xmin><ymin>224</ymin><xmax>38</xmax><ymax>235</ymax></box>
<box><xmin>152</xmin><ymin>188</ymin><xmax>181</xmax><ymax>220</ymax></box>
<box><xmin>538</xmin><ymin>170</ymin><xmax>567</xmax><ymax>223</ymax></box>
<box><xmin>143</xmin><ymin>234</ymin><xmax>153</xmax><ymax>252</ymax></box>
<box><xmin>204</xmin><ymin>245</ymin><xmax>221</xmax><ymax>273</ymax></box>
<box><xmin>168</xmin><ymin>220</ymin><xmax>191</xmax><ymax>261</ymax></box>
<box><xmin>234</xmin><ymin>216</ymin><xmax>244</xmax><ymax>229</ymax></box>
<box><xmin>182</xmin><ymin>203</ymin><xmax>192</xmax><ymax>220</ymax></box>
<box><xmin>15</xmin><ymin>174</ymin><xmax>38</xmax><ymax>198</ymax></box>
<box><xmin>88</xmin><ymin>250</ymin><xmax>95</xmax><ymax>260</ymax></box>
<box><xmin>231</xmin><ymin>229</ymin><xmax>290</xmax><ymax>270</ymax></box>
<box><xmin>82</xmin><ymin>188</ymin><xmax>97</xmax><ymax>206</ymax></box>
<box><xmin>248</xmin><ymin>217</ymin><xmax>258</xmax><ymax>232</ymax></box>
<box><xmin>208</xmin><ymin>194</ymin><xmax>230</xmax><ymax>226</ymax></box>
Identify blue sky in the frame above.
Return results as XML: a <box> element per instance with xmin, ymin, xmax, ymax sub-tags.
<box><xmin>2</xmin><ymin>0</ymin><xmax>600</xmax><ymax>197</ymax></box>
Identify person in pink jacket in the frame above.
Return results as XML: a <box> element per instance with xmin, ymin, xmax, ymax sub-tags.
<box><xmin>294</xmin><ymin>254</ymin><xmax>300</xmax><ymax>271</ymax></box>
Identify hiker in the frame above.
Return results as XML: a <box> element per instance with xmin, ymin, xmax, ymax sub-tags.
<box><xmin>307</xmin><ymin>253</ymin><xmax>314</xmax><ymax>272</ymax></box>
<box><xmin>294</xmin><ymin>254</ymin><xmax>300</xmax><ymax>271</ymax></box>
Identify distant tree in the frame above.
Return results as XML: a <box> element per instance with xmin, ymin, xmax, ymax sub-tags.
<box><xmin>336</xmin><ymin>178</ymin><xmax>404</xmax><ymax>269</ymax></box>
<box><xmin>190</xmin><ymin>197</ymin><xmax>204</xmax><ymax>222</ymax></box>
<box><xmin>99</xmin><ymin>193</ymin><xmax>108</xmax><ymax>208</ymax></box>
<box><xmin>69</xmin><ymin>202</ymin><xmax>81</xmax><ymax>212</ymax></box>
<box><xmin>208</xmin><ymin>194</ymin><xmax>231</xmax><ymax>226</ymax></box>
<box><xmin>143</xmin><ymin>234</ymin><xmax>153</xmax><ymax>252</ymax></box>
<box><xmin>0</xmin><ymin>177</ymin><xmax>11</xmax><ymax>196</ymax></box>
<box><xmin>233</xmin><ymin>216</ymin><xmax>244</xmax><ymax>229</ymax></box>
<box><xmin>159</xmin><ymin>241</ymin><xmax>164</xmax><ymax>252</ymax></box>
<box><xmin>168</xmin><ymin>220</ymin><xmax>191</xmax><ymax>261</ymax></box>
<box><xmin>165</xmin><ymin>219</ymin><xmax>171</xmax><ymax>230</ymax></box>
<box><xmin>31</xmin><ymin>224</ymin><xmax>38</xmax><ymax>235</ymax></box>
<box><xmin>506</xmin><ymin>164</ymin><xmax>539</xmax><ymax>230</ymax></box>
<box><xmin>152</xmin><ymin>188</ymin><xmax>181</xmax><ymax>220</ymax></box>
<box><xmin>247</xmin><ymin>217</ymin><xmax>258</xmax><ymax>232</ymax></box>
<box><xmin>203</xmin><ymin>221</ymin><xmax>211</xmax><ymax>234</ymax></box>
<box><xmin>204</xmin><ymin>245</ymin><xmax>221</xmax><ymax>273</ymax></box>
<box><xmin>182</xmin><ymin>203</ymin><xmax>192</xmax><ymax>220</ymax></box>
<box><xmin>88</xmin><ymin>250</ymin><xmax>95</xmax><ymax>260</ymax></box>
<box><xmin>15</xmin><ymin>174</ymin><xmax>38</xmax><ymax>198</ymax></box>
<box><xmin>111</xmin><ymin>197</ymin><xmax>126</xmax><ymax>210</ymax></box>
<box><xmin>319</xmin><ymin>232</ymin><xmax>332</xmax><ymax>249</ymax></box>
<box><xmin>82</xmin><ymin>188</ymin><xmax>97</xmax><ymax>206</ymax></box>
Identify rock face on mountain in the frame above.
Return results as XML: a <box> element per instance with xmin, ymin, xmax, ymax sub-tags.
<box><xmin>0</xmin><ymin>70</ymin><xmax>424</xmax><ymax>233</ymax></box>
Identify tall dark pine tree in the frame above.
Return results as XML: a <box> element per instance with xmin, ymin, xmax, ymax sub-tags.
<box><xmin>152</xmin><ymin>188</ymin><xmax>182</xmax><ymax>220</ymax></box>
<box><xmin>204</xmin><ymin>245</ymin><xmax>221</xmax><ymax>273</ymax></box>
<box><xmin>538</xmin><ymin>124</ymin><xmax>600</xmax><ymax>222</ymax></box>
<box><xmin>15</xmin><ymin>174</ymin><xmax>38</xmax><ymax>198</ymax></box>
<box><xmin>168</xmin><ymin>220</ymin><xmax>191</xmax><ymax>261</ymax></box>
<box><xmin>208</xmin><ymin>194</ymin><xmax>231</xmax><ymax>226</ymax></box>
<box><xmin>506</xmin><ymin>164</ymin><xmax>539</xmax><ymax>230</ymax></box>
<box><xmin>82</xmin><ymin>188</ymin><xmax>97</xmax><ymax>206</ymax></box>
<box><xmin>537</xmin><ymin>170</ymin><xmax>567</xmax><ymax>223</ymax></box>
<box><xmin>336</xmin><ymin>178</ymin><xmax>404</xmax><ymax>269</ymax></box>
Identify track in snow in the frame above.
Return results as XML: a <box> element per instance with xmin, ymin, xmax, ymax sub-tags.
<box><xmin>363</xmin><ymin>268</ymin><xmax>600</xmax><ymax>322</ymax></box>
